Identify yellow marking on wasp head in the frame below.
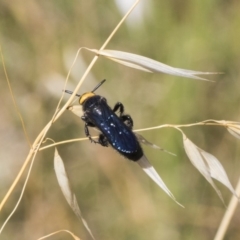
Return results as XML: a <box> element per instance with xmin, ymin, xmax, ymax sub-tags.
<box><xmin>79</xmin><ymin>92</ymin><xmax>95</xmax><ymax>105</ymax></box>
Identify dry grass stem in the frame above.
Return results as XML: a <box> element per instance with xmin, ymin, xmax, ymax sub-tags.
<box><xmin>37</xmin><ymin>119</ymin><xmax>240</xmax><ymax>151</ymax></box>
<box><xmin>37</xmin><ymin>230</ymin><xmax>81</xmax><ymax>240</ymax></box>
<box><xmin>214</xmin><ymin>176</ymin><xmax>240</xmax><ymax>240</ymax></box>
<box><xmin>0</xmin><ymin>45</ymin><xmax>31</xmax><ymax>147</ymax></box>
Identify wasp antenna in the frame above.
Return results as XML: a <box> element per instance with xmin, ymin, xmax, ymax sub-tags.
<box><xmin>64</xmin><ymin>89</ymin><xmax>81</xmax><ymax>97</ymax></box>
<box><xmin>91</xmin><ymin>79</ymin><xmax>106</xmax><ymax>93</ymax></box>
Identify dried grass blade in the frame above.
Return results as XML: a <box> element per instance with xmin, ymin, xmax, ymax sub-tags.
<box><xmin>183</xmin><ymin>137</ymin><xmax>212</xmax><ymax>177</ymax></box>
<box><xmin>67</xmin><ymin>105</ymin><xmax>83</xmax><ymax>118</ymax></box>
<box><xmin>137</xmin><ymin>155</ymin><xmax>183</xmax><ymax>207</ymax></box>
<box><xmin>89</xmin><ymin>49</ymin><xmax>218</xmax><ymax>81</ymax></box>
<box><xmin>227</xmin><ymin>125</ymin><xmax>240</xmax><ymax>140</ymax></box>
<box><xmin>200</xmin><ymin>150</ymin><xmax>238</xmax><ymax>198</ymax></box>
<box><xmin>105</xmin><ymin>57</ymin><xmax>152</xmax><ymax>72</ymax></box>
<box><xmin>54</xmin><ymin>149</ymin><xmax>95</xmax><ymax>240</ymax></box>
<box><xmin>183</xmin><ymin>136</ymin><xmax>237</xmax><ymax>203</ymax></box>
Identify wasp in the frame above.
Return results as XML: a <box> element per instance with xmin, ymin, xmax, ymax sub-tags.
<box><xmin>65</xmin><ymin>80</ymin><xmax>143</xmax><ymax>161</ymax></box>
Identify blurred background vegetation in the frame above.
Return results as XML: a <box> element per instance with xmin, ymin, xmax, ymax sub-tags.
<box><xmin>1</xmin><ymin>0</ymin><xmax>240</xmax><ymax>239</ymax></box>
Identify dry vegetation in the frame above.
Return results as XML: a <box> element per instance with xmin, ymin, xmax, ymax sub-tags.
<box><xmin>1</xmin><ymin>1</ymin><xmax>240</xmax><ymax>239</ymax></box>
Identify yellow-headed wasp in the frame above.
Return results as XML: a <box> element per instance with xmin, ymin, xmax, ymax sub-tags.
<box><xmin>65</xmin><ymin>80</ymin><xmax>143</xmax><ymax>161</ymax></box>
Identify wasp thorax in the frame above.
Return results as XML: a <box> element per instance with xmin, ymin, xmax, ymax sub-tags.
<box><xmin>79</xmin><ymin>92</ymin><xmax>95</xmax><ymax>105</ymax></box>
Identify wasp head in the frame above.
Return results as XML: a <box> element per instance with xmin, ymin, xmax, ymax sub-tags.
<box><xmin>65</xmin><ymin>79</ymin><xmax>106</xmax><ymax>105</ymax></box>
<box><xmin>79</xmin><ymin>92</ymin><xmax>95</xmax><ymax>105</ymax></box>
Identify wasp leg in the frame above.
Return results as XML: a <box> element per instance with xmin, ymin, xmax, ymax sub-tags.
<box><xmin>120</xmin><ymin>114</ymin><xmax>134</xmax><ymax>129</ymax></box>
<box><xmin>81</xmin><ymin>115</ymin><xmax>87</xmax><ymax>121</ymax></box>
<box><xmin>82</xmin><ymin>116</ymin><xmax>107</xmax><ymax>146</ymax></box>
<box><xmin>84</xmin><ymin>123</ymin><xmax>99</xmax><ymax>144</ymax></box>
<box><xmin>82</xmin><ymin>116</ymin><xmax>97</xmax><ymax>142</ymax></box>
<box><xmin>98</xmin><ymin>134</ymin><xmax>108</xmax><ymax>147</ymax></box>
<box><xmin>112</xmin><ymin>102</ymin><xmax>124</xmax><ymax>116</ymax></box>
<box><xmin>81</xmin><ymin>116</ymin><xmax>95</xmax><ymax>126</ymax></box>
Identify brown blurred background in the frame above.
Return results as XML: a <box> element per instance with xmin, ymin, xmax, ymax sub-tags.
<box><xmin>1</xmin><ymin>0</ymin><xmax>240</xmax><ymax>239</ymax></box>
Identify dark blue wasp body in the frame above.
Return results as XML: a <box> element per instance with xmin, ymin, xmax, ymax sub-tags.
<box><xmin>82</xmin><ymin>95</ymin><xmax>143</xmax><ymax>161</ymax></box>
<box><xmin>66</xmin><ymin>80</ymin><xmax>143</xmax><ymax>161</ymax></box>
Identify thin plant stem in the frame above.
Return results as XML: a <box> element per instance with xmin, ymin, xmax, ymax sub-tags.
<box><xmin>52</xmin><ymin>47</ymin><xmax>85</xmax><ymax>119</ymax></box>
<box><xmin>0</xmin><ymin>122</ymin><xmax>51</xmax><ymax>211</ymax></box>
<box><xmin>135</xmin><ymin>121</ymin><xmax>226</xmax><ymax>132</ymax></box>
<box><xmin>0</xmin><ymin>144</ymin><xmax>37</xmax><ymax>233</ymax></box>
<box><xmin>0</xmin><ymin>121</ymin><xmax>51</xmax><ymax>233</ymax></box>
<box><xmin>100</xmin><ymin>0</ymin><xmax>139</xmax><ymax>50</ymax></box>
<box><xmin>214</xmin><ymin>177</ymin><xmax>240</xmax><ymax>240</ymax></box>
<box><xmin>39</xmin><ymin>137</ymin><xmax>91</xmax><ymax>151</ymax></box>
<box><xmin>37</xmin><ymin>230</ymin><xmax>81</xmax><ymax>240</ymax></box>
<box><xmin>38</xmin><ymin>120</ymin><xmax>231</xmax><ymax>151</ymax></box>
<box><xmin>0</xmin><ymin>45</ymin><xmax>31</xmax><ymax>147</ymax></box>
